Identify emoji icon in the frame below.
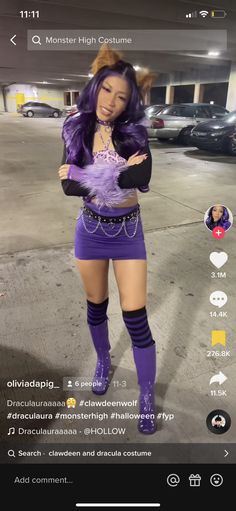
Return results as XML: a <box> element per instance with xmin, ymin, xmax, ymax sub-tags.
<box><xmin>211</xmin><ymin>330</ymin><xmax>226</xmax><ymax>346</ymax></box>
<box><xmin>209</xmin><ymin>291</ymin><xmax>227</xmax><ymax>308</ymax></box>
<box><xmin>66</xmin><ymin>397</ymin><xmax>76</xmax><ymax>408</ymax></box>
<box><xmin>210</xmin><ymin>474</ymin><xmax>223</xmax><ymax>487</ymax></box>
<box><xmin>209</xmin><ymin>371</ymin><xmax>227</xmax><ymax>385</ymax></box>
<box><xmin>206</xmin><ymin>409</ymin><xmax>231</xmax><ymax>434</ymax></box>
<box><xmin>209</xmin><ymin>252</ymin><xmax>228</xmax><ymax>269</ymax></box>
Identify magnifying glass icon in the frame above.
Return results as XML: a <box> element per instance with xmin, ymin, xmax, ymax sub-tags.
<box><xmin>32</xmin><ymin>35</ymin><xmax>41</xmax><ymax>45</ymax></box>
<box><xmin>8</xmin><ymin>449</ymin><xmax>16</xmax><ymax>457</ymax></box>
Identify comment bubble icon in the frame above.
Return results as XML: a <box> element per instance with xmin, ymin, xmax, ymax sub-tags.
<box><xmin>210</xmin><ymin>291</ymin><xmax>227</xmax><ymax>308</ymax></box>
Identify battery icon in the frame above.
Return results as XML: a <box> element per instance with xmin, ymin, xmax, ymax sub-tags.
<box><xmin>211</xmin><ymin>10</ymin><xmax>227</xmax><ymax>18</ymax></box>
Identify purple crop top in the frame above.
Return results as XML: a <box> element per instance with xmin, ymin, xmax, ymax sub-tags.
<box><xmin>92</xmin><ymin>149</ymin><xmax>127</xmax><ymax>165</ymax></box>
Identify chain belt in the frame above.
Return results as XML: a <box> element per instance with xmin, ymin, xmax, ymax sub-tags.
<box><xmin>77</xmin><ymin>204</ymin><xmax>140</xmax><ymax>238</ymax></box>
<box><xmin>83</xmin><ymin>204</ymin><xmax>140</xmax><ymax>223</ymax></box>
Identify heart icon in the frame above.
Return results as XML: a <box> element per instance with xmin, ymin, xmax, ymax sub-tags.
<box><xmin>210</xmin><ymin>252</ymin><xmax>228</xmax><ymax>269</ymax></box>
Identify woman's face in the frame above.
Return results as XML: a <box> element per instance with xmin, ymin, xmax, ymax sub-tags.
<box><xmin>96</xmin><ymin>75</ymin><xmax>130</xmax><ymax>122</ymax></box>
<box><xmin>212</xmin><ymin>205</ymin><xmax>224</xmax><ymax>222</ymax></box>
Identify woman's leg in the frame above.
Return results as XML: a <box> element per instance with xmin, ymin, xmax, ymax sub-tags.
<box><xmin>76</xmin><ymin>259</ymin><xmax>111</xmax><ymax>394</ymax></box>
<box><xmin>76</xmin><ymin>259</ymin><xmax>109</xmax><ymax>303</ymax></box>
<box><xmin>112</xmin><ymin>259</ymin><xmax>157</xmax><ymax>434</ymax></box>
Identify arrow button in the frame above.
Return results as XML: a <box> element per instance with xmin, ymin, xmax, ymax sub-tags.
<box><xmin>224</xmin><ymin>450</ymin><xmax>229</xmax><ymax>457</ymax></box>
<box><xmin>10</xmin><ymin>34</ymin><xmax>16</xmax><ymax>45</ymax></box>
<box><xmin>209</xmin><ymin>371</ymin><xmax>227</xmax><ymax>386</ymax></box>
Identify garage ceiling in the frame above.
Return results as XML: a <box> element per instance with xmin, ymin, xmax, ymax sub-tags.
<box><xmin>0</xmin><ymin>0</ymin><xmax>235</xmax><ymax>86</ymax></box>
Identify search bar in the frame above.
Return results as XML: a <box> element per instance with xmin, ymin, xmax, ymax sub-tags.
<box><xmin>27</xmin><ymin>29</ymin><xmax>227</xmax><ymax>51</ymax></box>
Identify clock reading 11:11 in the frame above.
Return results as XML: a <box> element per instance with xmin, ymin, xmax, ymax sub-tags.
<box><xmin>20</xmin><ymin>11</ymin><xmax>40</xmax><ymax>18</ymax></box>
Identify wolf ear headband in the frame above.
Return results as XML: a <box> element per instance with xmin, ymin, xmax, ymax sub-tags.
<box><xmin>90</xmin><ymin>43</ymin><xmax>156</xmax><ymax>95</ymax></box>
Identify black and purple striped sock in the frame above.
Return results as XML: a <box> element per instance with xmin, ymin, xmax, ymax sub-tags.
<box><xmin>122</xmin><ymin>306</ymin><xmax>154</xmax><ymax>348</ymax></box>
<box><xmin>87</xmin><ymin>297</ymin><xmax>109</xmax><ymax>326</ymax></box>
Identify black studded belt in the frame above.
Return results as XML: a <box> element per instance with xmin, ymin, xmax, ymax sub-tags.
<box><xmin>82</xmin><ymin>204</ymin><xmax>140</xmax><ymax>223</ymax></box>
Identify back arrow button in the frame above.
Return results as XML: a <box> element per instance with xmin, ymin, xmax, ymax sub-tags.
<box><xmin>10</xmin><ymin>34</ymin><xmax>16</xmax><ymax>45</ymax></box>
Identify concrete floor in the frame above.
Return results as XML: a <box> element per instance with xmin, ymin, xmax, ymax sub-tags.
<box><xmin>0</xmin><ymin>114</ymin><xmax>235</xmax><ymax>461</ymax></box>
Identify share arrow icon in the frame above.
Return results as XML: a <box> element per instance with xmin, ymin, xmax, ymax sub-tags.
<box><xmin>209</xmin><ymin>371</ymin><xmax>227</xmax><ymax>385</ymax></box>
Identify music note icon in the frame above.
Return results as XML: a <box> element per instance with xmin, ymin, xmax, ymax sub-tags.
<box><xmin>7</xmin><ymin>427</ymin><xmax>15</xmax><ymax>435</ymax></box>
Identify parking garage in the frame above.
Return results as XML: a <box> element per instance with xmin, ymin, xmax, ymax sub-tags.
<box><xmin>0</xmin><ymin>0</ymin><xmax>235</xmax><ymax>451</ymax></box>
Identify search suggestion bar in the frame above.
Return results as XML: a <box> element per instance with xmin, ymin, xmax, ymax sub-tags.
<box><xmin>27</xmin><ymin>30</ymin><xmax>227</xmax><ymax>51</ymax></box>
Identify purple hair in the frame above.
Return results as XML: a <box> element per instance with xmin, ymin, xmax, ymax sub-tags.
<box><xmin>62</xmin><ymin>60</ymin><xmax>148</xmax><ymax>166</ymax></box>
<box><xmin>206</xmin><ymin>205</ymin><xmax>231</xmax><ymax>230</ymax></box>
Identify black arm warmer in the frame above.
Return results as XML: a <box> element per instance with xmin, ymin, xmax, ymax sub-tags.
<box><xmin>60</xmin><ymin>145</ymin><xmax>91</xmax><ymax>197</ymax></box>
<box><xmin>117</xmin><ymin>145</ymin><xmax>152</xmax><ymax>189</ymax></box>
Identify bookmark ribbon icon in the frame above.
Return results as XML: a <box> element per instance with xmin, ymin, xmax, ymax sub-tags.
<box><xmin>211</xmin><ymin>330</ymin><xmax>226</xmax><ymax>346</ymax></box>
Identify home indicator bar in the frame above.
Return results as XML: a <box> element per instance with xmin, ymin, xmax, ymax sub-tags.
<box><xmin>75</xmin><ymin>504</ymin><xmax>161</xmax><ymax>508</ymax></box>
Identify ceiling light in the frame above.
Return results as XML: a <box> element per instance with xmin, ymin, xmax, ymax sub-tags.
<box><xmin>33</xmin><ymin>81</ymin><xmax>52</xmax><ymax>84</ymax></box>
<box><xmin>53</xmin><ymin>78</ymin><xmax>75</xmax><ymax>81</ymax></box>
<box><xmin>208</xmin><ymin>51</ymin><xmax>220</xmax><ymax>57</ymax></box>
<box><xmin>134</xmin><ymin>65</ymin><xmax>141</xmax><ymax>71</ymax></box>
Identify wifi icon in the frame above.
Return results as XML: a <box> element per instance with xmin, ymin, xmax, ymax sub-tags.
<box><xmin>199</xmin><ymin>10</ymin><xmax>209</xmax><ymax>17</ymax></box>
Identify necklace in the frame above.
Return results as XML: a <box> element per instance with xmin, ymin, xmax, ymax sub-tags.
<box><xmin>95</xmin><ymin>121</ymin><xmax>113</xmax><ymax>150</ymax></box>
<box><xmin>98</xmin><ymin>127</ymin><xmax>112</xmax><ymax>150</ymax></box>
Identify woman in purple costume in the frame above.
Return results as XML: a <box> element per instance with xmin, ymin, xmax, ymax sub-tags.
<box><xmin>58</xmin><ymin>44</ymin><xmax>157</xmax><ymax>434</ymax></box>
<box><xmin>205</xmin><ymin>204</ymin><xmax>231</xmax><ymax>232</ymax></box>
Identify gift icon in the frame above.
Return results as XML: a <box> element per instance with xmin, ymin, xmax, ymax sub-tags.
<box><xmin>189</xmin><ymin>474</ymin><xmax>201</xmax><ymax>487</ymax></box>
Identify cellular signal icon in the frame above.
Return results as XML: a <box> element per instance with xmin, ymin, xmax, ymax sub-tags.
<box><xmin>186</xmin><ymin>11</ymin><xmax>197</xmax><ymax>18</ymax></box>
<box><xmin>199</xmin><ymin>10</ymin><xmax>209</xmax><ymax>17</ymax></box>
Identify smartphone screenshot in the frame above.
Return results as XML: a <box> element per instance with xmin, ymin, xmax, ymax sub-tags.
<box><xmin>0</xmin><ymin>0</ymin><xmax>235</xmax><ymax>509</ymax></box>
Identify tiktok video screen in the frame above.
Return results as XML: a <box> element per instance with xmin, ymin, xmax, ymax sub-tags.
<box><xmin>0</xmin><ymin>0</ymin><xmax>235</xmax><ymax>507</ymax></box>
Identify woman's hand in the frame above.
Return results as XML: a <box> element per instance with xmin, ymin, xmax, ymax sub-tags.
<box><xmin>58</xmin><ymin>164</ymin><xmax>70</xmax><ymax>180</ymax></box>
<box><xmin>127</xmin><ymin>151</ymin><xmax>148</xmax><ymax>166</ymax></box>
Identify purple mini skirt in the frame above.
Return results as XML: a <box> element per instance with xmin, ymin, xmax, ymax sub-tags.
<box><xmin>74</xmin><ymin>201</ymin><xmax>147</xmax><ymax>260</ymax></box>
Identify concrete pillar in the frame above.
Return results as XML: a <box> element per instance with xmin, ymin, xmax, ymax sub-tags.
<box><xmin>193</xmin><ymin>83</ymin><xmax>204</xmax><ymax>103</ymax></box>
<box><xmin>0</xmin><ymin>88</ymin><xmax>5</xmax><ymax>111</ymax></box>
<box><xmin>144</xmin><ymin>89</ymin><xmax>150</xmax><ymax>105</ymax></box>
<box><xmin>226</xmin><ymin>62</ymin><xmax>236</xmax><ymax>111</ymax></box>
<box><xmin>165</xmin><ymin>85</ymin><xmax>174</xmax><ymax>104</ymax></box>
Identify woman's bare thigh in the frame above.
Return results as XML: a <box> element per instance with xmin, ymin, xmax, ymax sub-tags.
<box><xmin>75</xmin><ymin>258</ymin><xmax>109</xmax><ymax>303</ymax></box>
<box><xmin>112</xmin><ymin>259</ymin><xmax>147</xmax><ymax>310</ymax></box>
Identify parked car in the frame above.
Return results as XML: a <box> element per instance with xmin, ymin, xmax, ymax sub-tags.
<box><xmin>17</xmin><ymin>101</ymin><xmax>35</xmax><ymax>113</ymax></box>
<box><xmin>62</xmin><ymin>104</ymin><xmax>78</xmax><ymax>117</ymax></box>
<box><xmin>148</xmin><ymin>103</ymin><xmax>229</xmax><ymax>143</ymax></box>
<box><xmin>190</xmin><ymin>110</ymin><xmax>236</xmax><ymax>155</ymax></box>
<box><xmin>145</xmin><ymin>104</ymin><xmax>169</xmax><ymax>118</ymax></box>
<box><xmin>18</xmin><ymin>101</ymin><xmax>62</xmax><ymax>118</ymax></box>
<box><xmin>145</xmin><ymin>104</ymin><xmax>169</xmax><ymax>137</ymax></box>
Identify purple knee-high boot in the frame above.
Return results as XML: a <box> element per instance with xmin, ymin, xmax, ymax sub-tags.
<box><xmin>88</xmin><ymin>319</ymin><xmax>111</xmax><ymax>395</ymax></box>
<box><xmin>132</xmin><ymin>343</ymin><xmax>157</xmax><ymax>434</ymax></box>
